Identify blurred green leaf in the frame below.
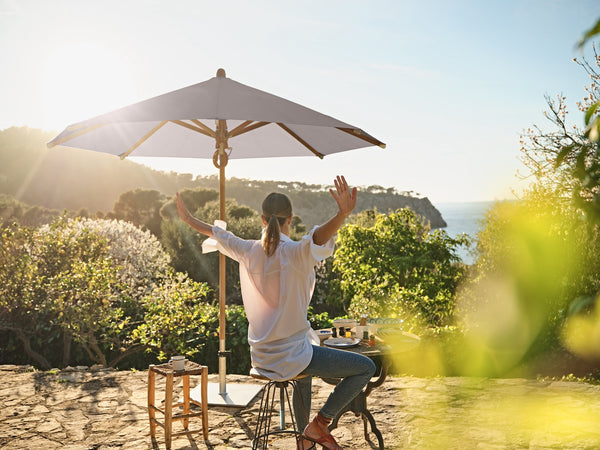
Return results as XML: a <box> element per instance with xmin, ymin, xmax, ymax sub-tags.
<box><xmin>577</xmin><ymin>17</ymin><xmax>600</xmax><ymax>49</ymax></box>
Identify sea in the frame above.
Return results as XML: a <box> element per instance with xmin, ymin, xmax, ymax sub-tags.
<box><xmin>434</xmin><ymin>201</ymin><xmax>495</xmax><ymax>265</ymax></box>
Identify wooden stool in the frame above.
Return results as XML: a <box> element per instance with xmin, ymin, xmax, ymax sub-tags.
<box><xmin>250</xmin><ymin>369</ymin><xmax>310</xmax><ymax>450</ymax></box>
<box><xmin>148</xmin><ymin>361</ymin><xmax>208</xmax><ymax>449</ymax></box>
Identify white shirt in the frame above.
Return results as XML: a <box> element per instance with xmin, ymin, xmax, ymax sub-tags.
<box><xmin>211</xmin><ymin>225</ymin><xmax>334</xmax><ymax>381</ymax></box>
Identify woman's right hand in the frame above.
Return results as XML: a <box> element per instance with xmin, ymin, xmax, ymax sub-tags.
<box><xmin>329</xmin><ymin>175</ymin><xmax>357</xmax><ymax>218</ymax></box>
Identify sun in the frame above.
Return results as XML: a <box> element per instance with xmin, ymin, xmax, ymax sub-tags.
<box><xmin>41</xmin><ymin>41</ymin><xmax>138</xmax><ymax>131</ymax></box>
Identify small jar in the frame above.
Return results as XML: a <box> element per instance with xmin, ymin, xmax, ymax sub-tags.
<box><xmin>345</xmin><ymin>327</ymin><xmax>352</xmax><ymax>338</ymax></box>
<box><xmin>331</xmin><ymin>327</ymin><xmax>337</xmax><ymax>338</ymax></box>
<box><xmin>369</xmin><ymin>334</ymin><xmax>375</xmax><ymax>346</ymax></box>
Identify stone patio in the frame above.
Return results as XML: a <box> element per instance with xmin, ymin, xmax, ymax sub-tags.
<box><xmin>1</xmin><ymin>365</ymin><xmax>600</xmax><ymax>449</ymax></box>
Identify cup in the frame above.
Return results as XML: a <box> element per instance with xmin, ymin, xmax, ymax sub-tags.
<box><xmin>170</xmin><ymin>355</ymin><xmax>185</xmax><ymax>371</ymax></box>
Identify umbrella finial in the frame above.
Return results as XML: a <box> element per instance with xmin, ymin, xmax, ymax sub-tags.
<box><xmin>216</xmin><ymin>68</ymin><xmax>226</xmax><ymax>77</ymax></box>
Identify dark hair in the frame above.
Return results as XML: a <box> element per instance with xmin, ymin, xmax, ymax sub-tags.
<box><xmin>261</xmin><ymin>192</ymin><xmax>292</xmax><ymax>257</ymax></box>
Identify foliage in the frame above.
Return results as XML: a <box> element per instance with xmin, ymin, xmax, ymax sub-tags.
<box><xmin>132</xmin><ymin>273</ymin><xmax>250</xmax><ymax>373</ymax></box>
<box><xmin>311</xmin><ymin>257</ymin><xmax>346</xmax><ymax>318</ymax></box>
<box><xmin>307</xmin><ymin>307</ymin><xmax>334</xmax><ymax>330</ymax></box>
<box><xmin>457</xmin><ymin>187</ymin><xmax>597</xmax><ymax>375</ymax></box>
<box><xmin>578</xmin><ymin>17</ymin><xmax>600</xmax><ymax>50</ymax></box>
<box><xmin>111</xmin><ymin>188</ymin><xmax>166</xmax><ymax>237</ymax></box>
<box><xmin>132</xmin><ymin>273</ymin><xmax>212</xmax><ymax>360</ymax></box>
<box><xmin>334</xmin><ymin>208</ymin><xmax>469</xmax><ymax>329</ymax></box>
<box><xmin>0</xmin><ymin>224</ymin><xmax>53</xmax><ymax>368</ymax></box>
<box><xmin>43</xmin><ymin>217</ymin><xmax>174</xmax><ymax>366</ymax></box>
<box><xmin>0</xmin><ymin>218</ymin><xmax>122</xmax><ymax>367</ymax></box>
<box><xmin>520</xmin><ymin>43</ymin><xmax>600</xmax><ymax>223</ymax></box>
<box><xmin>0</xmin><ymin>216</ymin><xmax>177</xmax><ymax>369</ymax></box>
<box><xmin>496</xmin><ymin>25</ymin><xmax>600</xmax><ymax>375</ymax></box>
<box><xmin>0</xmin><ymin>194</ymin><xmax>63</xmax><ymax>227</ymax></box>
<box><xmin>577</xmin><ymin>18</ymin><xmax>600</xmax><ymax>150</ymax></box>
<box><xmin>67</xmin><ymin>217</ymin><xmax>172</xmax><ymax>299</ymax></box>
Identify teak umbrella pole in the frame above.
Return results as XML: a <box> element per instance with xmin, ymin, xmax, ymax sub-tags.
<box><xmin>215</xmin><ymin>114</ymin><xmax>229</xmax><ymax>394</ymax></box>
<box><xmin>218</xmin><ymin>151</ymin><xmax>227</xmax><ymax>394</ymax></box>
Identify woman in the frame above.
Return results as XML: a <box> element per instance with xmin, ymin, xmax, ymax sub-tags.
<box><xmin>177</xmin><ymin>175</ymin><xmax>375</xmax><ymax>450</ymax></box>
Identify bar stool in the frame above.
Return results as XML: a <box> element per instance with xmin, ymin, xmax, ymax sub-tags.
<box><xmin>148</xmin><ymin>360</ymin><xmax>208</xmax><ymax>449</ymax></box>
<box><xmin>250</xmin><ymin>368</ymin><xmax>310</xmax><ymax>450</ymax></box>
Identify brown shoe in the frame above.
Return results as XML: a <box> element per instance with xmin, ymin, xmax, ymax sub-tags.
<box><xmin>296</xmin><ymin>434</ymin><xmax>316</xmax><ymax>449</ymax></box>
<box><xmin>302</xmin><ymin>417</ymin><xmax>343</xmax><ymax>450</ymax></box>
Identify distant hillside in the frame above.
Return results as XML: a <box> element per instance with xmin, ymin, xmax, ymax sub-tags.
<box><xmin>0</xmin><ymin>127</ymin><xmax>446</xmax><ymax>229</ymax></box>
<box><xmin>191</xmin><ymin>177</ymin><xmax>446</xmax><ymax>229</ymax></box>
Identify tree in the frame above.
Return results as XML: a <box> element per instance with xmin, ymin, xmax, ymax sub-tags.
<box><xmin>112</xmin><ymin>188</ymin><xmax>166</xmax><ymax>237</ymax></box>
<box><xmin>0</xmin><ymin>218</ymin><xmax>122</xmax><ymax>368</ymax></box>
<box><xmin>0</xmin><ymin>225</ymin><xmax>51</xmax><ymax>367</ymax></box>
<box><xmin>57</xmin><ymin>217</ymin><xmax>173</xmax><ymax>366</ymax></box>
<box><xmin>578</xmin><ymin>17</ymin><xmax>600</xmax><ymax>144</ymax></box>
<box><xmin>0</xmin><ymin>216</ymin><xmax>175</xmax><ymax>369</ymax></box>
<box><xmin>459</xmin><ymin>187</ymin><xmax>595</xmax><ymax>374</ymax></box>
<box><xmin>132</xmin><ymin>272</ymin><xmax>251</xmax><ymax>373</ymax></box>
<box><xmin>459</xmin><ymin>21</ymin><xmax>600</xmax><ymax>375</ymax></box>
<box><xmin>529</xmin><ymin>19</ymin><xmax>600</xmax><ymax>223</ymax></box>
<box><xmin>334</xmin><ymin>208</ymin><xmax>469</xmax><ymax>329</ymax></box>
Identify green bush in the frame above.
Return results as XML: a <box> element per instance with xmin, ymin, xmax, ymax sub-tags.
<box><xmin>132</xmin><ymin>274</ymin><xmax>250</xmax><ymax>373</ymax></box>
<box><xmin>456</xmin><ymin>188</ymin><xmax>597</xmax><ymax>376</ymax></box>
<box><xmin>0</xmin><ymin>218</ymin><xmax>122</xmax><ymax>368</ymax></box>
<box><xmin>1</xmin><ymin>216</ymin><xmax>178</xmax><ymax>369</ymax></box>
<box><xmin>334</xmin><ymin>208</ymin><xmax>469</xmax><ymax>330</ymax></box>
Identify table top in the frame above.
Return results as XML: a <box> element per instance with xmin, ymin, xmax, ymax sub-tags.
<box><xmin>325</xmin><ymin>340</ymin><xmax>391</xmax><ymax>358</ymax></box>
<box><xmin>321</xmin><ymin>331</ymin><xmax>420</xmax><ymax>358</ymax></box>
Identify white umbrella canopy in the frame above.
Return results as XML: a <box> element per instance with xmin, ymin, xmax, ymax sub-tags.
<box><xmin>48</xmin><ymin>68</ymin><xmax>384</xmax><ymax>159</ymax></box>
<box><xmin>48</xmin><ymin>68</ymin><xmax>385</xmax><ymax>405</ymax></box>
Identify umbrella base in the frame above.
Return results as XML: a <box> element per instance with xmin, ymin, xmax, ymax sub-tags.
<box><xmin>190</xmin><ymin>382</ymin><xmax>263</xmax><ymax>407</ymax></box>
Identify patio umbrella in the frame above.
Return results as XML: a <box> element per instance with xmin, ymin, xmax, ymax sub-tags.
<box><xmin>48</xmin><ymin>68</ymin><xmax>386</xmax><ymax>405</ymax></box>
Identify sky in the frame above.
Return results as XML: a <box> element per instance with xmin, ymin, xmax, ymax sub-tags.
<box><xmin>1</xmin><ymin>0</ymin><xmax>599</xmax><ymax>204</ymax></box>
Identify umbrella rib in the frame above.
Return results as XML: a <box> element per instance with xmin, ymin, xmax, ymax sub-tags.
<box><xmin>337</xmin><ymin>127</ymin><xmax>386</xmax><ymax>149</ymax></box>
<box><xmin>229</xmin><ymin>121</ymin><xmax>270</xmax><ymax>138</ymax></box>
<box><xmin>47</xmin><ymin>123</ymin><xmax>108</xmax><ymax>148</ymax></box>
<box><xmin>277</xmin><ymin>123</ymin><xmax>324</xmax><ymax>159</ymax></box>
<box><xmin>120</xmin><ymin>121</ymin><xmax>168</xmax><ymax>159</ymax></box>
<box><xmin>190</xmin><ymin>119</ymin><xmax>217</xmax><ymax>137</ymax></box>
<box><xmin>171</xmin><ymin>120</ymin><xmax>215</xmax><ymax>138</ymax></box>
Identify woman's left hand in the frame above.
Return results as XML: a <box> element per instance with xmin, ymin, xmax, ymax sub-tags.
<box><xmin>176</xmin><ymin>192</ymin><xmax>192</xmax><ymax>223</ymax></box>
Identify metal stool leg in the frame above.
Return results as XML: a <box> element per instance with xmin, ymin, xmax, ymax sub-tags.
<box><xmin>252</xmin><ymin>379</ymin><xmax>306</xmax><ymax>449</ymax></box>
<box><xmin>279</xmin><ymin>382</ymin><xmax>286</xmax><ymax>430</ymax></box>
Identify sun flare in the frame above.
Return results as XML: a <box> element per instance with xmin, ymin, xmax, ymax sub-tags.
<box><xmin>41</xmin><ymin>41</ymin><xmax>138</xmax><ymax>131</ymax></box>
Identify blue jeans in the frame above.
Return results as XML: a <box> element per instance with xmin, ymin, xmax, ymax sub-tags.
<box><xmin>293</xmin><ymin>345</ymin><xmax>376</xmax><ymax>432</ymax></box>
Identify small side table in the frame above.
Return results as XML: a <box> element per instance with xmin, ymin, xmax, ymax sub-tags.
<box><xmin>148</xmin><ymin>361</ymin><xmax>208</xmax><ymax>449</ymax></box>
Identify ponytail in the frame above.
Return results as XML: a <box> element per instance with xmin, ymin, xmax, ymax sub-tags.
<box><xmin>261</xmin><ymin>192</ymin><xmax>292</xmax><ymax>257</ymax></box>
<box><xmin>263</xmin><ymin>215</ymin><xmax>283</xmax><ymax>257</ymax></box>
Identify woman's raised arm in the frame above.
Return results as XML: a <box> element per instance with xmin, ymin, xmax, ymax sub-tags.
<box><xmin>312</xmin><ymin>175</ymin><xmax>357</xmax><ymax>246</ymax></box>
<box><xmin>176</xmin><ymin>192</ymin><xmax>214</xmax><ymax>237</ymax></box>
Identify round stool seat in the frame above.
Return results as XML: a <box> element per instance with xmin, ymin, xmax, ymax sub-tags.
<box><xmin>249</xmin><ymin>368</ymin><xmax>310</xmax><ymax>381</ymax></box>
